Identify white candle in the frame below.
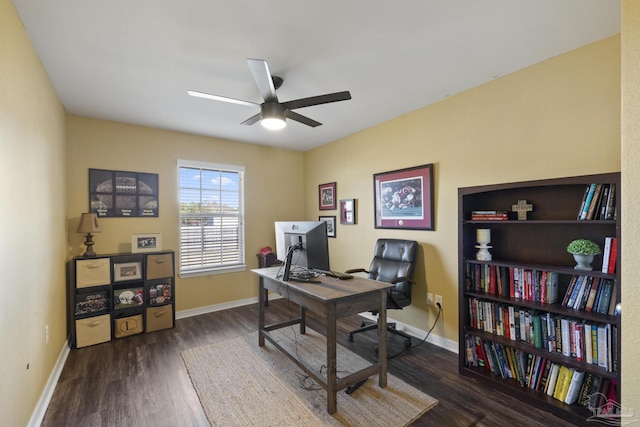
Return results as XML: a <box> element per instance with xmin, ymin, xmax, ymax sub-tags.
<box><xmin>476</xmin><ymin>229</ymin><xmax>491</xmax><ymax>244</ymax></box>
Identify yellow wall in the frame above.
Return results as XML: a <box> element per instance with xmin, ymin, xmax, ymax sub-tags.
<box><xmin>66</xmin><ymin>116</ymin><xmax>304</xmax><ymax>310</ymax></box>
<box><xmin>0</xmin><ymin>0</ymin><xmax>67</xmax><ymax>425</ymax></box>
<box><xmin>621</xmin><ymin>0</ymin><xmax>640</xmax><ymax>417</ymax></box>
<box><xmin>304</xmin><ymin>35</ymin><xmax>621</xmax><ymax>345</ymax></box>
<box><xmin>4</xmin><ymin>0</ymin><xmax>636</xmax><ymax>422</ymax></box>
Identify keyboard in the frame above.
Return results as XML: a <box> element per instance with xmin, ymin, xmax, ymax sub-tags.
<box><xmin>321</xmin><ymin>270</ymin><xmax>354</xmax><ymax>280</ymax></box>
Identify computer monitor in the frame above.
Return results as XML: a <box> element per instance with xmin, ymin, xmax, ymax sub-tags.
<box><xmin>274</xmin><ymin>221</ymin><xmax>330</xmax><ymax>272</ymax></box>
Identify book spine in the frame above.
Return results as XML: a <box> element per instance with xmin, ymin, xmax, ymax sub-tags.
<box><xmin>604</xmin><ymin>183</ymin><xmax>616</xmax><ymax>220</ymax></box>
<box><xmin>585</xmin><ymin>184</ymin><xmax>603</xmax><ymax>220</ymax></box>
<box><xmin>602</xmin><ymin>237</ymin><xmax>613</xmax><ymax>273</ymax></box>
<box><xmin>607</xmin><ymin>237</ymin><xmax>618</xmax><ymax>274</ymax></box>
<box><xmin>579</xmin><ymin>183</ymin><xmax>597</xmax><ymax>220</ymax></box>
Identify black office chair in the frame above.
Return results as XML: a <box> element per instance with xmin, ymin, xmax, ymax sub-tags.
<box><xmin>346</xmin><ymin>238</ymin><xmax>418</xmax><ymax>349</ymax></box>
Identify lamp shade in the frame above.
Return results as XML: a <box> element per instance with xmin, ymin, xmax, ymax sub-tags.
<box><xmin>76</xmin><ymin>213</ymin><xmax>101</xmax><ymax>234</ymax></box>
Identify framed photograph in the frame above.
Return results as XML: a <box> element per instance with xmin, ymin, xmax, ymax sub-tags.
<box><xmin>131</xmin><ymin>233</ymin><xmax>162</xmax><ymax>253</ymax></box>
<box><xmin>318</xmin><ymin>182</ymin><xmax>337</xmax><ymax>210</ymax></box>
<box><xmin>113</xmin><ymin>261</ymin><xmax>143</xmax><ymax>282</ymax></box>
<box><xmin>319</xmin><ymin>216</ymin><xmax>336</xmax><ymax>238</ymax></box>
<box><xmin>340</xmin><ymin>199</ymin><xmax>356</xmax><ymax>225</ymax></box>
<box><xmin>113</xmin><ymin>287</ymin><xmax>144</xmax><ymax>310</ymax></box>
<box><xmin>89</xmin><ymin>168</ymin><xmax>159</xmax><ymax>217</ymax></box>
<box><xmin>373</xmin><ymin>164</ymin><xmax>435</xmax><ymax>230</ymax></box>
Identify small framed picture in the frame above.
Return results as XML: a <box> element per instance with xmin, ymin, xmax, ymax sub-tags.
<box><xmin>318</xmin><ymin>182</ymin><xmax>337</xmax><ymax>210</ymax></box>
<box><xmin>340</xmin><ymin>199</ymin><xmax>356</xmax><ymax>225</ymax></box>
<box><xmin>113</xmin><ymin>261</ymin><xmax>143</xmax><ymax>282</ymax></box>
<box><xmin>319</xmin><ymin>216</ymin><xmax>336</xmax><ymax>238</ymax></box>
<box><xmin>131</xmin><ymin>233</ymin><xmax>162</xmax><ymax>253</ymax></box>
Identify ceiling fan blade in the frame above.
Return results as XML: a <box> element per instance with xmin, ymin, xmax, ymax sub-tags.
<box><xmin>187</xmin><ymin>90</ymin><xmax>258</xmax><ymax>107</ymax></box>
<box><xmin>282</xmin><ymin>91</ymin><xmax>351</xmax><ymax>111</ymax></box>
<box><xmin>247</xmin><ymin>58</ymin><xmax>278</xmax><ymax>103</ymax></box>
<box><xmin>286</xmin><ymin>110</ymin><xmax>322</xmax><ymax>127</ymax></box>
<box><xmin>240</xmin><ymin>112</ymin><xmax>262</xmax><ymax>126</ymax></box>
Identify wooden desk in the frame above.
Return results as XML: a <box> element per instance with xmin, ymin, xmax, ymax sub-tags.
<box><xmin>252</xmin><ymin>267</ymin><xmax>392</xmax><ymax>415</ymax></box>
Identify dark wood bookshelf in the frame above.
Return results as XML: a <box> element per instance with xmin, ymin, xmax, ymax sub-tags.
<box><xmin>458</xmin><ymin>173</ymin><xmax>621</xmax><ymax>427</ymax></box>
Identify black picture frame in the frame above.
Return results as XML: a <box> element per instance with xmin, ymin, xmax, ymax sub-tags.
<box><xmin>319</xmin><ymin>216</ymin><xmax>336</xmax><ymax>238</ymax></box>
<box><xmin>89</xmin><ymin>168</ymin><xmax>159</xmax><ymax>217</ymax></box>
<box><xmin>373</xmin><ymin>164</ymin><xmax>435</xmax><ymax>230</ymax></box>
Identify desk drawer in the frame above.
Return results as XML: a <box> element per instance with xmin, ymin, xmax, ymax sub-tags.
<box><xmin>76</xmin><ymin>314</ymin><xmax>111</xmax><ymax>348</ymax></box>
<box><xmin>76</xmin><ymin>258</ymin><xmax>111</xmax><ymax>288</ymax></box>
<box><xmin>146</xmin><ymin>253</ymin><xmax>174</xmax><ymax>279</ymax></box>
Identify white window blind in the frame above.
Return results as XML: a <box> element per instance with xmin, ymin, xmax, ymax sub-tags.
<box><xmin>178</xmin><ymin>160</ymin><xmax>245</xmax><ymax>277</ymax></box>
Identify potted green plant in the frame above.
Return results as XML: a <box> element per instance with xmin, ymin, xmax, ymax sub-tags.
<box><xmin>566</xmin><ymin>239</ymin><xmax>602</xmax><ymax>270</ymax></box>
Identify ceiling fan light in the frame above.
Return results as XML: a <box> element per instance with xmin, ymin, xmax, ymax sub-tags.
<box><xmin>260</xmin><ymin>103</ymin><xmax>287</xmax><ymax>130</ymax></box>
<box><xmin>261</xmin><ymin>117</ymin><xmax>286</xmax><ymax>130</ymax></box>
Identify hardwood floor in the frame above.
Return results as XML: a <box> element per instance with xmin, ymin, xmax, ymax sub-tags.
<box><xmin>42</xmin><ymin>299</ymin><xmax>578</xmax><ymax>426</ymax></box>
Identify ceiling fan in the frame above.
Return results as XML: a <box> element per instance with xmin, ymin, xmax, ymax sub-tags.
<box><xmin>188</xmin><ymin>58</ymin><xmax>351</xmax><ymax>130</ymax></box>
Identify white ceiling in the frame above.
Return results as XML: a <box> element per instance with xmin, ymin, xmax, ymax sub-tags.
<box><xmin>12</xmin><ymin>1</ymin><xmax>620</xmax><ymax>152</ymax></box>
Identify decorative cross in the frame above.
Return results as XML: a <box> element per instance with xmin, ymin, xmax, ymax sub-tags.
<box><xmin>512</xmin><ymin>199</ymin><xmax>533</xmax><ymax>220</ymax></box>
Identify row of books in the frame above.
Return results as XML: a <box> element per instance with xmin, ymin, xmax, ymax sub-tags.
<box><xmin>561</xmin><ymin>276</ymin><xmax>617</xmax><ymax>315</ymax></box>
<box><xmin>465</xmin><ymin>264</ymin><xmax>559</xmax><ymax>304</ymax></box>
<box><xmin>471</xmin><ymin>210</ymin><xmax>508</xmax><ymax>221</ymax></box>
<box><xmin>577</xmin><ymin>183</ymin><xmax>616</xmax><ymax>220</ymax></box>
<box><xmin>464</xmin><ymin>336</ymin><xmax>618</xmax><ymax>409</ymax></box>
<box><xmin>467</xmin><ymin>298</ymin><xmax>617</xmax><ymax>372</ymax></box>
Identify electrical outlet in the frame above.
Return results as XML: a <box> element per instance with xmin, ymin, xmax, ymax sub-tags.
<box><xmin>45</xmin><ymin>325</ymin><xmax>49</xmax><ymax>345</ymax></box>
<box><xmin>426</xmin><ymin>293</ymin><xmax>435</xmax><ymax>306</ymax></box>
<box><xmin>435</xmin><ymin>295</ymin><xmax>443</xmax><ymax>308</ymax></box>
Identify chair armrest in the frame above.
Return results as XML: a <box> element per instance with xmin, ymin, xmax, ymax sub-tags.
<box><xmin>345</xmin><ymin>268</ymin><xmax>368</xmax><ymax>274</ymax></box>
<box><xmin>390</xmin><ymin>276</ymin><xmax>414</xmax><ymax>285</ymax></box>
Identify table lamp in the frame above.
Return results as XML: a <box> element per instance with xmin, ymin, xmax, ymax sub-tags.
<box><xmin>76</xmin><ymin>213</ymin><xmax>101</xmax><ymax>257</ymax></box>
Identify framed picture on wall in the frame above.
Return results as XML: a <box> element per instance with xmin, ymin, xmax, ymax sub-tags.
<box><xmin>373</xmin><ymin>164</ymin><xmax>434</xmax><ymax>230</ymax></box>
<box><xmin>319</xmin><ymin>216</ymin><xmax>336</xmax><ymax>238</ymax></box>
<box><xmin>318</xmin><ymin>182</ymin><xmax>337</xmax><ymax>210</ymax></box>
<box><xmin>340</xmin><ymin>199</ymin><xmax>356</xmax><ymax>225</ymax></box>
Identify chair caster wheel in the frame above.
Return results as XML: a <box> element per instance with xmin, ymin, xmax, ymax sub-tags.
<box><xmin>404</xmin><ymin>339</ymin><xmax>412</xmax><ymax>348</ymax></box>
<box><xmin>348</xmin><ymin>333</ymin><xmax>354</xmax><ymax>342</ymax></box>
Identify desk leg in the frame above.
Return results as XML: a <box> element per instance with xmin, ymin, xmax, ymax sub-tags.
<box><xmin>378</xmin><ymin>291</ymin><xmax>388</xmax><ymax>388</ymax></box>
<box><xmin>300</xmin><ymin>306</ymin><xmax>306</xmax><ymax>334</ymax></box>
<box><xmin>258</xmin><ymin>277</ymin><xmax>265</xmax><ymax>347</ymax></box>
<box><xmin>326</xmin><ymin>303</ymin><xmax>337</xmax><ymax>414</ymax></box>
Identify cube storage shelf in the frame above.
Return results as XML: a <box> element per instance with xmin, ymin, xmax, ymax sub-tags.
<box><xmin>458</xmin><ymin>173</ymin><xmax>621</xmax><ymax>426</ymax></box>
<box><xmin>68</xmin><ymin>250</ymin><xmax>175</xmax><ymax>348</ymax></box>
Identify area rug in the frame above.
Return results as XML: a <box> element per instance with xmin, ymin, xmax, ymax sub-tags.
<box><xmin>181</xmin><ymin>328</ymin><xmax>438</xmax><ymax>426</ymax></box>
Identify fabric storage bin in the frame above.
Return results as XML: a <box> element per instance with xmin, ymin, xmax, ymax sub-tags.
<box><xmin>146</xmin><ymin>253</ymin><xmax>174</xmax><ymax>279</ymax></box>
<box><xmin>146</xmin><ymin>305</ymin><xmax>174</xmax><ymax>332</ymax></box>
<box><xmin>113</xmin><ymin>314</ymin><xmax>143</xmax><ymax>338</ymax></box>
<box><xmin>76</xmin><ymin>258</ymin><xmax>111</xmax><ymax>288</ymax></box>
<box><xmin>76</xmin><ymin>314</ymin><xmax>111</xmax><ymax>348</ymax></box>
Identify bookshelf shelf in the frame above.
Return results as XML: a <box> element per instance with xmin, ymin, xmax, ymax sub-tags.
<box><xmin>458</xmin><ymin>173</ymin><xmax>621</xmax><ymax>426</ymax></box>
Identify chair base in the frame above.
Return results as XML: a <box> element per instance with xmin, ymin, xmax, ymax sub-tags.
<box><xmin>347</xmin><ymin>320</ymin><xmax>412</xmax><ymax>349</ymax></box>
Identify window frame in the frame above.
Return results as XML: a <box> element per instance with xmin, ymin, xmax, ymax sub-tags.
<box><xmin>177</xmin><ymin>159</ymin><xmax>246</xmax><ymax>278</ymax></box>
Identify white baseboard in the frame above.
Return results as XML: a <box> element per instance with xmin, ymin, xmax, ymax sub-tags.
<box><xmin>359</xmin><ymin>312</ymin><xmax>459</xmax><ymax>354</ymax></box>
<box><xmin>28</xmin><ymin>340</ymin><xmax>71</xmax><ymax>427</ymax></box>
<box><xmin>175</xmin><ymin>294</ymin><xmax>283</xmax><ymax>320</ymax></box>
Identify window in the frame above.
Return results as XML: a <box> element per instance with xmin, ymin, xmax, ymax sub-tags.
<box><xmin>178</xmin><ymin>159</ymin><xmax>245</xmax><ymax>277</ymax></box>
